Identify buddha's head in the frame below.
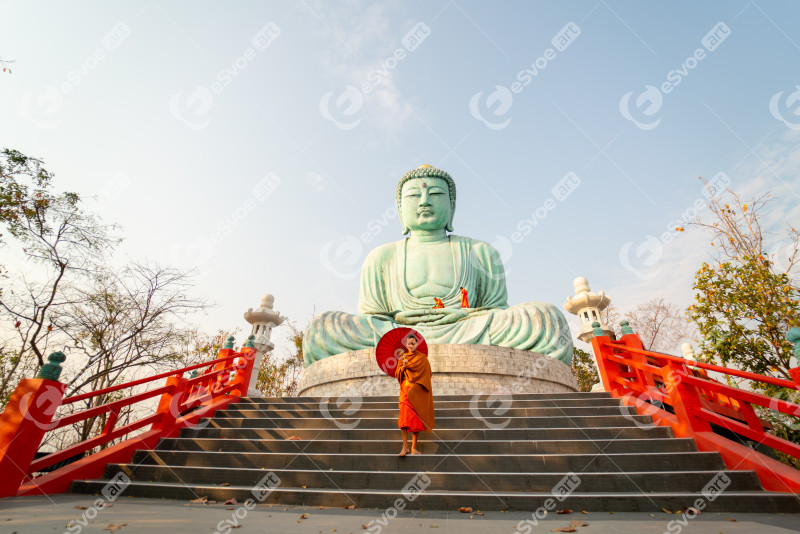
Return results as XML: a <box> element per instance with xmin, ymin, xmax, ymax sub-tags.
<box><xmin>396</xmin><ymin>165</ymin><xmax>456</xmax><ymax>235</ymax></box>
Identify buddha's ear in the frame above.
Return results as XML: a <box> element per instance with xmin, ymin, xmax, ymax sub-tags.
<box><xmin>399</xmin><ymin>213</ymin><xmax>410</xmax><ymax>235</ymax></box>
<box><xmin>445</xmin><ymin>206</ymin><xmax>455</xmax><ymax>233</ymax></box>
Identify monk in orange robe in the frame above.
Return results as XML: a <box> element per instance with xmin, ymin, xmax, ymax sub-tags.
<box><xmin>432</xmin><ymin>298</ymin><xmax>445</xmax><ymax>309</ymax></box>
<box><xmin>394</xmin><ymin>334</ymin><xmax>435</xmax><ymax>456</ymax></box>
<box><xmin>459</xmin><ymin>286</ymin><xmax>469</xmax><ymax>308</ymax></box>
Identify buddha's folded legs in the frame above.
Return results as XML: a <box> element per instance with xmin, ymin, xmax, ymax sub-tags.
<box><xmin>303</xmin><ymin>303</ymin><xmax>574</xmax><ymax>366</ymax></box>
<box><xmin>302</xmin><ymin>311</ymin><xmax>395</xmax><ymax>366</ymax></box>
<box><xmin>488</xmin><ymin>302</ymin><xmax>574</xmax><ymax>364</ymax></box>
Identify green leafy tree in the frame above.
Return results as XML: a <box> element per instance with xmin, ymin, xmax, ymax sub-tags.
<box><xmin>571</xmin><ymin>347</ymin><xmax>599</xmax><ymax>392</ymax></box>
<box><xmin>254</xmin><ymin>321</ymin><xmax>303</xmax><ymax>397</ymax></box>
<box><xmin>689</xmin><ymin>256</ymin><xmax>798</xmax><ymax>379</ymax></box>
<box><xmin>688</xmin><ymin>179</ymin><xmax>800</xmax><ymax>468</ymax></box>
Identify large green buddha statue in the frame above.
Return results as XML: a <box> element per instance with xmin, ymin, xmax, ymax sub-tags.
<box><xmin>303</xmin><ymin>165</ymin><xmax>573</xmax><ymax>366</ymax></box>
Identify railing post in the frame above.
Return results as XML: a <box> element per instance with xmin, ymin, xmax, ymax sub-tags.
<box><xmin>590</xmin><ymin>322</ymin><xmax>616</xmax><ymax>393</ymax></box>
<box><xmin>231</xmin><ymin>336</ymin><xmax>257</xmax><ymax>398</ymax></box>
<box><xmin>0</xmin><ymin>352</ymin><xmax>67</xmax><ymax>498</ymax></box>
<box><xmin>152</xmin><ymin>375</ymin><xmax>188</xmax><ymax>433</ymax></box>
<box><xmin>618</xmin><ymin>321</ymin><xmax>658</xmax><ymax>390</ymax></box>
<box><xmin>661</xmin><ymin>358</ymin><xmax>713</xmax><ymax>437</ymax></box>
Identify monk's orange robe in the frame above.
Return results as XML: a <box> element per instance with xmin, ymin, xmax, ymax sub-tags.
<box><xmin>460</xmin><ymin>287</ymin><xmax>469</xmax><ymax>308</ymax></box>
<box><xmin>394</xmin><ymin>350</ymin><xmax>435</xmax><ymax>432</ymax></box>
<box><xmin>432</xmin><ymin>298</ymin><xmax>445</xmax><ymax>309</ymax></box>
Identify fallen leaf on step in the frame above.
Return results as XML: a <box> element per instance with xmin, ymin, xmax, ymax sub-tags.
<box><xmin>220</xmin><ymin>482</ymin><xmax>230</xmax><ymax>486</ymax></box>
<box><xmin>581</xmin><ymin>511</ymin><xmax>588</xmax><ymax>514</ymax></box>
<box><xmin>300</xmin><ymin>513</ymin><xmax>308</xmax><ymax>519</ymax></box>
<box><xmin>301</xmin><ymin>485</ymin><xmax>307</xmax><ymax>489</ymax></box>
<box><xmin>661</xmin><ymin>508</ymin><xmax>671</xmax><ymax>514</ymax></box>
<box><xmin>224</xmin><ymin>498</ymin><xmax>237</xmax><ymax>505</ymax></box>
<box><xmin>550</xmin><ymin>527</ymin><xmax>576</xmax><ymax>532</ymax></box>
<box><xmin>556</xmin><ymin>509</ymin><xmax>573</xmax><ymax>514</ymax></box>
<box><xmin>458</xmin><ymin>507</ymin><xmax>473</xmax><ymax>513</ymax></box>
<box><xmin>686</xmin><ymin>507</ymin><xmax>700</xmax><ymax>515</ymax></box>
<box><xmin>190</xmin><ymin>497</ymin><xmax>207</xmax><ymax>504</ymax></box>
<box><xmin>569</xmin><ymin>520</ymin><xmax>588</xmax><ymax>527</ymax></box>
<box><xmin>362</xmin><ymin>524</ymin><xmax>369</xmax><ymax>529</ymax></box>
<box><xmin>345</xmin><ymin>505</ymin><xmax>355</xmax><ymax>509</ymax></box>
<box><xmin>286</xmin><ymin>436</ymin><xmax>302</xmax><ymax>440</ymax></box>
<box><xmin>97</xmin><ymin>503</ymin><xmax>113</xmax><ymax>508</ymax></box>
<box><xmin>104</xmin><ymin>524</ymin><xmax>127</xmax><ymax>532</ymax></box>
<box><xmin>319</xmin><ymin>505</ymin><xmax>328</xmax><ymax>509</ymax></box>
<box><xmin>474</xmin><ymin>511</ymin><xmax>484</xmax><ymax>516</ymax></box>
<box><xmin>728</xmin><ymin>518</ymin><xmax>737</xmax><ymax>522</ymax></box>
<box><xmin>74</xmin><ymin>506</ymin><xmax>88</xmax><ymax>509</ymax></box>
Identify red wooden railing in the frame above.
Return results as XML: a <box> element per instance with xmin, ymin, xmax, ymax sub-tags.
<box><xmin>0</xmin><ymin>336</ymin><xmax>257</xmax><ymax>498</ymax></box>
<box><xmin>590</xmin><ymin>326</ymin><xmax>800</xmax><ymax>494</ymax></box>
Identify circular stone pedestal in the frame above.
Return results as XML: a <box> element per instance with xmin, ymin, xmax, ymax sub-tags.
<box><xmin>297</xmin><ymin>344</ymin><xmax>578</xmax><ymax>397</ymax></box>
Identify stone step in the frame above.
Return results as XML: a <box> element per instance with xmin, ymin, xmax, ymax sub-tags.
<box><xmin>100</xmin><ymin>464</ymin><xmax>764</xmax><ymax>493</ymax></box>
<box><xmin>157</xmin><ymin>437</ymin><xmax>698</xmax><ymax>455</ymax></box>
<box><xmin>68</xmin><ymin>480</ymin><xmax>800</xmax><ymax>512</ymax></box>
<box><xmin>234</xmin><ymin>392</ymin><xmax>613</xmax><ymax>404</ymax></box>
<box><xmin>130</xmin><ymin>450</ymin><xmax>727</xmax><ymax>473</ymax></box>
<box><xmin>215</xmin><ymin>406</ymin><xmax>637</xmax><ymax>419</ymax></box>
<box><xmin>202</xmin><ymin>414</ymin><xmax>654</xmax><ymax>429</ymax></box>
<box><xmin>179</xmin><ymin>425</ymin><xmax>676</xmax><ymax>441</ymax></box>
<box><xmin>227</xmin><ymin>397</ymin><xmax>623</xmax><ymax>411</ymax></box>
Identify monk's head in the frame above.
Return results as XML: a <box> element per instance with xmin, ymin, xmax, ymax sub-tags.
<box><xmin>396</xmin><ymin>165</ymin><xmax>456</xmax><ymax>235</ymax></box>
<box><xmin>405</xmin><ymin>334</ymin><xmax>418</xmax><ymax>352</ymax></box>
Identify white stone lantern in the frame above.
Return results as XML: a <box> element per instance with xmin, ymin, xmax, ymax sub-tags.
<box><xmin>243</xmin><ymin>294</ymin><xmax>286</xmax><ymax>396</ymax></box>
<box><xmin>563</xmin><ymin>277</ymin><xmax>613</xmax><ymax>343</ymax></box>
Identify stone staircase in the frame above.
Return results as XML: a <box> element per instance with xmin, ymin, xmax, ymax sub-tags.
<box><xmin>71</xmin><ymin>392</ymin><xmax>800</xmax><ymax>512</ymax></box>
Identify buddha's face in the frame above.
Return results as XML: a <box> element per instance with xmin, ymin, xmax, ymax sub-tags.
<box><xmin>400</xmin><ymin>177</ymin><xmax>452</xmax><ymax>232</ymax></box>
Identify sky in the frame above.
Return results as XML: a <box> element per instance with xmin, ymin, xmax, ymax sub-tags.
<box><xmin>2</xmin><ymin>0</ymin><xmax>800</xmax><ymax>360</ymax></box>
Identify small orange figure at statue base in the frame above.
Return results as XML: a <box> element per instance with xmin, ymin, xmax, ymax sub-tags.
<box><xmin>459</xmin><ymin>286</ymin><xmax>469</xmax><ymax>308</ymax></box>
<box><xmin>432</xmin><ymin>298</ymin><xmax>445</xmax><ymax>309</ymax></box>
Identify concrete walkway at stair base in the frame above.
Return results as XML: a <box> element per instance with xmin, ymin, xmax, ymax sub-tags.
<box><xmin>298</xmin><ymin>345</ymin><xmax>578</xmax><ymax>397</ymax></box>
<box><xmin>1</xmin><ymin>494</ymin><xmax>798</xmax><ymax>534</ymax></box>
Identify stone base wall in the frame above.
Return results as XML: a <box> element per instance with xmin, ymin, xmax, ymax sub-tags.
<box><xmin>297</xmin><ymin>344</ymin><xmax>578</xmax><ymax>397</ymax></box>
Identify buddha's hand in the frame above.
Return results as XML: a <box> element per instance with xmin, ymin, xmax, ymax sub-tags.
<box><xmin>425</xmin><ymin>308</ymin><xmax>468</xmax><ymax>325</ymax></box>
<box><xmin>395</xmin><ymin>308</ymin><xmax>468</xmax><ymax>325</ymax></box>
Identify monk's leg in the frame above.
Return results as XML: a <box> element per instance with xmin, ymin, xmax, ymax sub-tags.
<box><xmin>399</xmin><ymin>428</ymin><xmax>410</xmax><ymax>457</ymax></box>
<box><xmin>411</xmin><ymin>432</ymin><xmax>421</xmax><ymax>454</ymax></box>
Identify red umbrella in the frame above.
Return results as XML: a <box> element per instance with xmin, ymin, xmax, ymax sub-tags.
<box><xmin>375</xmin><ymin>328</ymin><xmax>427</xmax><ymax>376</ymax></box>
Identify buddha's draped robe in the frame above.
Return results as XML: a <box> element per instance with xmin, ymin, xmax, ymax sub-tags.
<box><xmin>303</xmin><ymin>235</ymin><xmax>573</xmax><ymax>365</ymax></box>
<box><xmin>395</xmin><ymin>350</ymin><xmax>435</xmax><ymax>432</ymax></box>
